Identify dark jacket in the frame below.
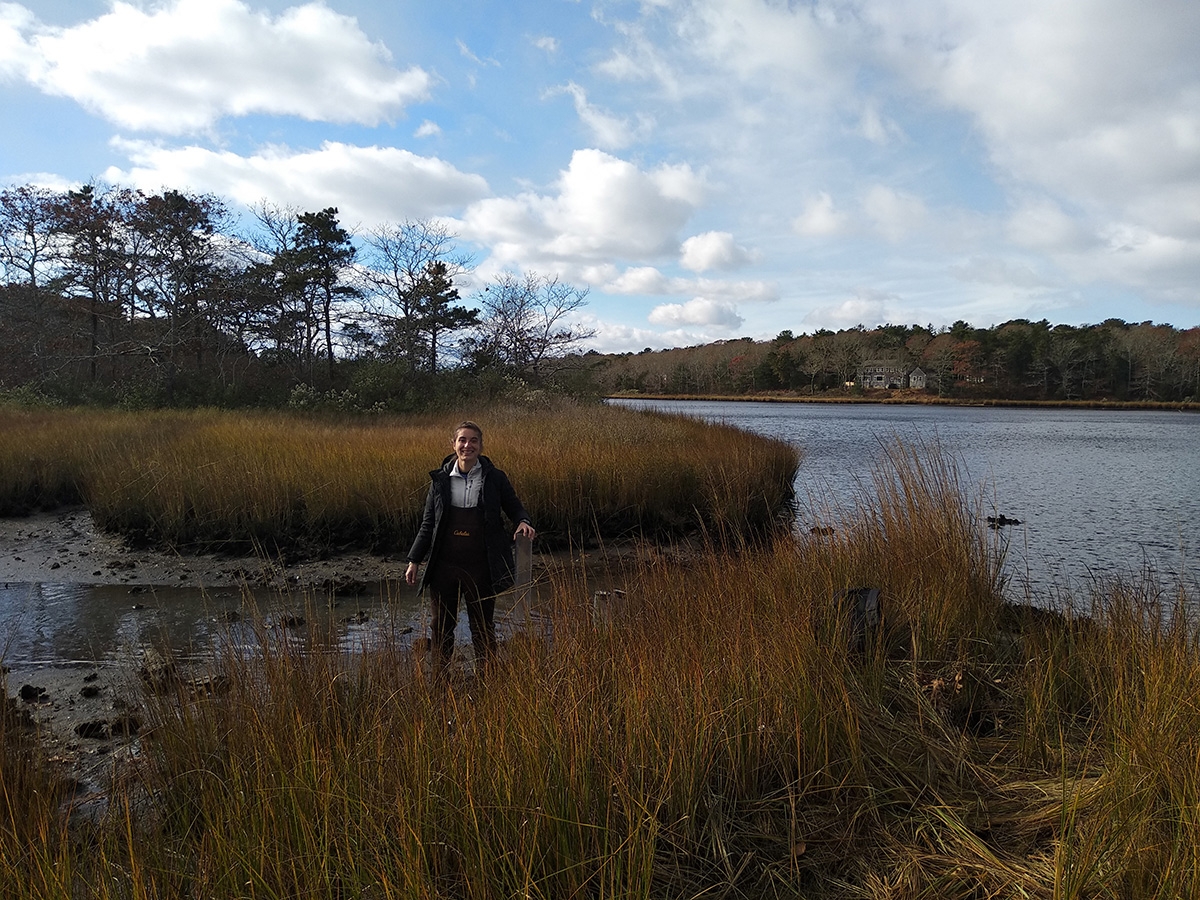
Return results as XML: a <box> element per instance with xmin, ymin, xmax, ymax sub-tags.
<box><xmin>406</xmin><ymin>454</ymin><xmax>531</xmax><ymax>595</ymax></box>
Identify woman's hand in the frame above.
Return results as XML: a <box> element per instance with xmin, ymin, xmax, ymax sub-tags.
<box><xmin>514</xmin><ymin>521</ymin><xmax>536</xmax><ymax>541</ymax></box>
<box><xmin>405</xmin><ymin>561</ymin><xmax>419</xmax><ymax>585</ymax></box>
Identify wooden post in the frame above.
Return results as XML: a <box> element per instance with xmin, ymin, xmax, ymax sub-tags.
<box><xmin>512</xmin><ymin>533</ymin><xmax>533</xmax><ymax>627</ymax></box>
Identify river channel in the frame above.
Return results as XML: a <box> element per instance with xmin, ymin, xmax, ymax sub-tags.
<box><xmin>612</xmin><ymin>399</ymin><xmax>1200</xmax><ymax>603</ymax></box>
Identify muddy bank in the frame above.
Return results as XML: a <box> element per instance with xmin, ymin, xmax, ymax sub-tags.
<box><xmin>0</xmin><ymin>507</ymin><xmax>415</xmax><ymax>816</ymax></box>
<box><xmin>1</xmin><ymin>507</ymin><xmax>649</xmax><ymax>814</ymax></box>
<box><xmin>0</xmin><ymin>506</ymin><xmax>413</xmax><ymax>590</ymax></box>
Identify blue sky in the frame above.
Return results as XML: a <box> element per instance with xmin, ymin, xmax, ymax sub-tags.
<box><xmin>3</xmin><ymin>0</ymin><xmax>1198</xmax><ymax>351</ymax></box>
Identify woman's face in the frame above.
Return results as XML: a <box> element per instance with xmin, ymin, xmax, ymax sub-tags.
<box><xmin>452</xmin><ymin>427</ymin><xmax>482</xmax><ymax>471</ymax></box>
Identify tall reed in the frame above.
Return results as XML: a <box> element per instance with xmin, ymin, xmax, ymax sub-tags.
<box><xmin>6</xmin><ymin>440</ymin><xmax>1200</xmax><ymax>898</ymax></box>
<box><xmin>0</xmin><ymin>406</ymin><xmax>799</xmax><ymax>552</ymax></box>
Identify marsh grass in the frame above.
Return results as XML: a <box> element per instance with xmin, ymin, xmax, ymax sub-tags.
<box><xmin>0</xmin><ymin>406</ymin><xmax>797</xmax><ymax>552</ymax></box>
<box><xmin>0</xmin><ymin>674</ymin><xmax>77</xmax><ymax>899</ymax></box>
<box><xmin>4</xmin><ymin>432</ymin><xmax>1200</xmax><ymax>896</ymax></box>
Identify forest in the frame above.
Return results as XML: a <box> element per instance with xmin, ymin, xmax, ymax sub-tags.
<box><xmin>0</xmin><ymin>183</ymin><xmax>592</xmax><ymax>409</ymax></box>
<box><xmin>592</xmin><ymin>319</ymin><xmax>1200</xmax><ymax>403</ymax></box>
<box><xmin>4</xmin><ymin>182</ymin><xmax>1199</xmax><ymax>409</ymax></box>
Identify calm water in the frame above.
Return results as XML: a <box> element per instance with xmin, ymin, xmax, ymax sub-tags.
<box><xmin>612</xmin><ymin>399</ymin><xmax>1200</xmax><ymax>601</ymax></box>
<box><xmin>0</xmin><ymin>580</ymin><xmax>423</xmax><ymax>673</ymax></box>
<box><xmin>3</xmin><ymin>402</ymin><xmax>1196</xmax><ymax>671</ymax></box>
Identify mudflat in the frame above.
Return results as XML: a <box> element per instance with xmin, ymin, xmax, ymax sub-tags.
<box><xmin>1</xmin><ymin>507</ymin><xmax>415</xmax><ymax>815</ymax></box>
<box><xmin>0</xmin><ymin>506</ymin><xmax>412</xmax><ymax>588</ymax></box>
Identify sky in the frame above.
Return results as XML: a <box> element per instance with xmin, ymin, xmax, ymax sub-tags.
<box><xmin>2</xmin><ymin>0</ymin><xmax>1199</xmax><ymax>352</ymax></box>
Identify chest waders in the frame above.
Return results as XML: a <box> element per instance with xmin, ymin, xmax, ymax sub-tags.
<box><xmin>427</xmin><ymin>505</ymin><xmax>497</xmax><ymax>668</ymax></box>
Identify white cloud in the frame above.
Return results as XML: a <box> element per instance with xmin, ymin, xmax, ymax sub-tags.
<box><xmin>672</xmin><ymin>0</ymin><xmax>848</xmax><ymax>88</ymax></box>
<box><xmin>803</xmin><ymin>292</ymin><xmax>893</xmax><ymax>331</ymax></box>
<box><xmin>578</xmin><ymin>314</ymin><xmax>727</xmax><ymax>353</ymax></box>
<box><xmin>679</xmin><ymin>230</ymin><xmax>756</xmax><ymax>271</ymax></box>
<box><xmin>606</xmin><ymin>266</ymin><xmax>673</xmax><ymax>294</ymax></box>
<box><xmin>950</xmin><ymin>256</ymin><xmax>1051</xmax><ymax>289</ymax></box>
<box><xmin>856</xmin><ymin>100</ymin><xmax>906</xmax><ymax>145</ymax></box>
<box><xmin>551</xmin><ymin>82</ymin><xmax>651</xmax><ymax>150</ymax></box>
<box><xmin>456</xmin><ymin>148</ymin><xmax>704</xmax><ymax>268</ymax></box>
<box><xmin>415</xmin><ymin>120</ymin><xmax>442</xmax><ymax>138</ymax></box>
<box><xmin>868</xmin><ymin>0</ymin><xmax>1200</xmax><ymax>240</ymax></box>
<box><xmin>649</xmin><ymin>297</ymin><xmax>744</xmax><ymax>329</ymax></box>
<box><xmin>1005</xmin><ymin>198</ymin><xmax>1092</xmax><ymax>252</ymax></box>
<box><xmin>105</xmin><ymin>140</ymin><xmax>490</xmax><ymax>225</ymax></box>
<box><xmin>534</xmin><ymin>35</ymin><xmax>559</xmax><ymax>54</ymax></box>
<box><xmin>862</xmin><ymin>184</ymin><xmax>927</xmax><ymax>243</ymax></box>
<box><xmin>457</xmin><ymin>38</ymin><xmax>497</xmax><ymax>67</ymax></box>
<box><xmin>793</xmin><ymin>192</ymin><xmax>848</xmax><ymax>237</ymax></box>
<box><xmin>597</xmin><ymin>1</ymin><xmax>1200</xmax><ymax>314</ymax></box>
<box><xmin>8</xmin><ymin>0</ymin><xmax>430</xmax><ymax>133</ymax></box>
<box><xmin>0</xmin><ymin>4</ymin><xmax>38</xmax><ymax>78</ymax></box>
<box><xmin>602</xmin><ymin>267</ymin><xmax>778</xmax><ymax>306</ymax></box>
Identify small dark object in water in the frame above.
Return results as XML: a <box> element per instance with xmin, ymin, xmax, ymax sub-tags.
<box><xmin>986</xmin><ymin>514</ymin><xmax>1022</xmax><ymax>528</ymax></box>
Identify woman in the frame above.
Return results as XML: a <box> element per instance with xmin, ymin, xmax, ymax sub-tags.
<box><xmin>405</xmin><ymin>421</ymin><xmax>536</xmax><ymax>668</ymax></box>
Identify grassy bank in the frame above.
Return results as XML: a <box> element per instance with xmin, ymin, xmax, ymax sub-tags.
<box><xmin>4</xmin><ymin>444</ymin><xmax>1198</xmax><ymax>897</ymax></box>
<box><xmin>0</xmin><ymin>405</ymin><xmax>798</xmax><ymax>551</ymax></box>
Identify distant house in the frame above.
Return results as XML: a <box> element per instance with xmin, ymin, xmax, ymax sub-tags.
<box><xmin>908</xmin><ymin>367</ymin><xmax>928</xmax><ymax>390</ymax></box>
<box><xmin>858</xmin><ymin>360</ymin><xmax>908</xmax><ymax>389</ymax></box>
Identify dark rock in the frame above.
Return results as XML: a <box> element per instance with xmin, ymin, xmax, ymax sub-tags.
<box><xmin>19</xmin><ymin>683</ymin><xmax>46</xmax><ymax>703</ymax></box>
<box><xmin>80</xmin><ymin>685</ymin><xmax>102</xmax><ymax>699</ymax></box>
<box><xmin>986</xmin><ymin>514</ymin><xmax>1022</xmax><ymax>528</ymax></box>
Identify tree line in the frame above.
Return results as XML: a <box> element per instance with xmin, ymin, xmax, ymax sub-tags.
<box><xmin>0</xmin><ymin>183</ymin><xmax>593</xmax><ymax>408</ymax></box>
<box><xmin>595</xmin><ymin>320</ymin><xmax>1200</xmax><ymax>402</ymax></box>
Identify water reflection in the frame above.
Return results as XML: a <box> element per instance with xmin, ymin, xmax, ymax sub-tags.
<box><xmin>0</xmin><ymin>580</ymin><xmax>424</xmax><ymax>670</ymax></box>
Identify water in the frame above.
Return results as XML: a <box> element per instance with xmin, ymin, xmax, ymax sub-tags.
<box><xmin>0</xmin><ymin>580</ymin><xmax>422</xmax><ymax>674</ymax></box>
<box><xmin>611</xmin><ymin>399</ymin><xmax>1200</xmax><ymax>601</ymax></box>
<box><xmin>3</xmin><ymin>402</ymin><xmax>1196</xmax><ymax>671</ymax></box>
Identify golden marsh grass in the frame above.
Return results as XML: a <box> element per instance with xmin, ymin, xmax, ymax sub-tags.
<box><xmin>0</xmin><ymin>405</ymin><xmax>799</xmax><ymax>551</ymax></box>
<box><xmin>2</xmin><ymin>421</ymin><xmax>1199</xmax><ymax>897</ymax></box>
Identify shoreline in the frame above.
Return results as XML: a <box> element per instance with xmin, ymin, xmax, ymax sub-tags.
<box><xmin>0</xmin><ymin>506</ymin><xmax>413</xmax><ymax>589</ymax></box>
<box><xmin>607</xmin><ymin>392</ymin><xmax>1200</xmax><ymax>411</ymax></box>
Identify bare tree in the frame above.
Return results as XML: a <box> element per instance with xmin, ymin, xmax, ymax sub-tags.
<box><xmin>359</xmin><ymin>219</ymin><xmax>474</xmax><ymax>370</ymax></box>
<box><xmin>470</xmin><ymin>271</ymin><xmax>595</xmax><ymax>379</ymax></box>
<box><xmin>0</xmin><ymin>185</ymin><xmax>61</xmax><ymax>289</ymax></box>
